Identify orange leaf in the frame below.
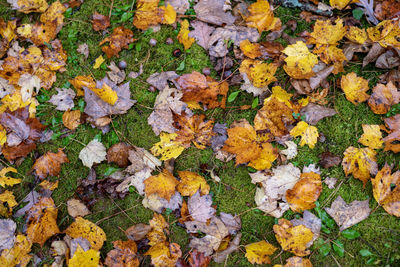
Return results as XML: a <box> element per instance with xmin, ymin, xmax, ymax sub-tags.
<box><xmin>99</xmin><ymin>26</ymin><xmax>135</xmax><ymax>58</ymax></box>
<box><xmin>144</xmin><ymin>169</ymin><xmax>179</xmax><ymax>200</ymax></box>
<box><xmin>342</xmin><ymin>146</ymin><xmax>378</xmax><ymax>186</ymax></box>
<box><xmin>62</xmin><ymin>110</ymin><xmax>81</xmax><ymax>130</ymax></box>
<box><xmin>286</xmin><ymin>172</ymin><xmax>322</xmax><ymax>212</ymax></box>
<box><xmin>32</xmin><ymin>149</ymin><xmax>69</xmax><ymax>179</ymax></box>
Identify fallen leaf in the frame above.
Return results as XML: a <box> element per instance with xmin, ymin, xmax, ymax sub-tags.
<box><xmin>126</xmin><ymin>223</ymin><xmax>152</xmax><ymax>241</ymax></box>
<box><xmin>39</xmin><ymin>180</ymin><xmax>58</xmax><ymax>191</ymax></box>
<box><xmin>319</xmin><ymin>151</ymin><xmax>342</xmax><ymax>168</ymax></box>
<box><xmin>375</xmin><ymin>0</ymin><xmax>400</xmax><ymax>20</ymax></box>
<box><xmin>273</xmin><ymin>218</ymin><xmax>313</xmax><ymax>256</ymax></box>
<box><xmin>188</xmin><ymin>190</ymin><xmax>216</xmax><ymax>222</ymax></box>
<box><xmin>79</xmin><ymin>139</ymin><xmax>107</xmax><ymax>168</ymax></box>
<box><xmin>291</xmin><ymin>210</ymin><xmax>321</xmax><ymax>246</ymax></box>
<box><xmin>283</xmin><ymin>256</ymin><xmax>314</xmax><ymax>267</ymax></box>
<box><xmin>325</xmin><ymin>196</ymin><xmax>371</xmax><ymax>231</ymax></box>
<box><xmin>0</xmin><ymin>190</ymin><xmax>17</xmax><ymax>212</ymax></box>
<box><xmin>330</xmin><ymin>0</ymin><xmax>356</xmax><ymax>10</ymax></box>
<box><xmin>93</xmin><ymin>55</ymin><xmax>104</xmax><ymax>69</ymax></box>
<box><xmin>245</xmin><ymin>0</ymin><xmax>281</xmax><ymax>33</ymax></box>
<box><xmin>177</xmin><ymin>19</ymin><xmax>195</xmax><ymax>50</ymax></box>
<box><xmin>324</xmin><ymin>177</ymin><xmax>337</xmax><ymax>189</ymax></box>
<box><xmin>240</xmin><ymin>39</ymin><xmax>262</xmax><ymax>59</ymax></box>
<box><xmin>68</xmin><ymin>245</ymin><xmax>100</xmax><ymax>267</ymax></box>
<box><xmin>0</xmin><ymin>167</ymin><xmax>20</xmax><ymax>187</ymax></box>
<box><xmin>105</xmin><ymin>240</ymin><xmax>139</xmax><ymax>267</ymax></box>
<box><xmin>65</xmin><ymin>217</ymin><xmax>106</xmax><ymax>250</ymax></box>
<box><xmin>0</xmin><ymin>234</ymin><xmax>32</xmax><ymax>267</ymax></box>
<box><xmin>187</xmin><ymin>250</ymin><xmax>211</xmax><ymax>267</ymax></box>
<box><xmin>92</xmin><ymin>12</ymin><xmax>110</xmax><ymax>31</ymax></box>
<box><xmin>18</xmin><ymin>73</ymin><xmax>41</xmax><ymax>102</ymax></box>
<box><xmin>107</xmin><ymin>61</ymin><xmax>126</xmax><ymax>84</ymax></box>
<box><xmin>144</xmin><ymin>169</ymin><xmax>179</xmax><ymax>201</ymax></box>
<box><xmin>99</xmin><ymin>26</ymin><xmax>135</xmax><ymax>58</ymax></box>
<box><xmin>283</xmin><ymin>41</ymin><xmax>318</xmax><ymax>79</ymax></box>
<box><xmin>213</xmin><ymin>233</ymin><xmax>241</xmax><ymax>263</ymax></box>
<box><xmin>7</xmin><ymin>0</ymin><xmax>48</xmax><ymax>13</ymax></box>
<box><xmin>49</xmin><ymin>88</ymin><xmax>76</xmax><ymax>111</ymax></box>
<box><xmin>368</xmin><ymin>82</ymin><xmax>400</xmax><ymax>114</ymax></box>
<box><xmin>0</xmin><ymin>219</ymin><xmax>16</xmax><ymax>251</ymax></box>
<box><xmin>62</xmin><ymin>110</ymin><xmax>80</xmax><ymax>130</ymax></box>
<box><xmin>107</xmin><ymin>142</ymin><xmax>132</xmax><ymax>167</ymax></box>
<box><xmin>286</xmin><ymin>172</ymin><xmax>322</xmax><ymax>212</ymax></box>
<box><xmin>67</xmin><ymin>199</ymin><xmax>91</xmax><ymax>218</ymax></box>
<box><xmin>151</xmin><ymin>132</ymin><xmax>185</xmax><ymax>160</ymax></box>
<box><xmin>26</xmin><ymin>197</ymin><xmax>60</xmax><ymax>246</ymax></box>
<box><xmin>239</xmin><ymin>59</ymin><xmax>278</xmax><ymax>88</ymax></box>
<box><xmin>342</xmin><ymin>146</ymin><xmax>378</xmax><ymax>186</ymax></box>
<box><xmin>300</xmin><ymin>103</ymin><xmax>336</xmax><ymax>125</ymax></box>
<box><xmin>341</xmin><ymin>72</ymin><xmax>370</xmax><ymax>105</ymax></box>
<box><xmin>371</xmin><ymin>164</ymin><xmax>400</xmax><ymax>217</ymax></box>
<box><xmin>346</xmin><ymin>26</ymin><xmax>368</xmax><ymax>44</ymax></box>
<box><xmin>160</xmin><ymin>4</ymin><xmax>176</xmax><ymax>25</ymax></box>
<box><xmin>245</xmin><ymin>240</ymin><xmax>277</xmax><ymax>264</ymax></box>
<box><xmin>290</xmin><ymin>121</ymin><xmax>319</xmax><ymax>149</ymax></box>
<box><xmin>367</xmin><ymin>20</ymin><xmax>400</xmax><ymax>48</ymax></box>
<box><xmin>194</xmin><ymin>0</ymin><xmax>236</xmax><ymax>26</ymax></box>
<box><xmin>384</xmin><ymin>115</ymin><xmax>400</xmax><ymax>152</ymax></box>
<box><xmin>166</xmin><ymin>0</ymin><xmax>189</xmax><ymax>14</ymax></box>
<box><xmin>32</xmin><ymin>149</ymin><xmax>68</xmax><ymax>179</ymax></box>
<box><xmin>133</xmin><ymin>0</ymin><xmax>163</xmax><ymax>30</ymax></box>
<box><xmin>145</xmin><ymin>242</ymin><xmax>182</xmax><ymax>267</ymax></box>
<box><xmin>177</xmin><ymin>171</ymin><xmax>210</xmax><ymax>197</ymax></box>
<box><xmin>358</xmin><ymin>124</ymin><xmax>383</xmax><ymax>149</ymax></box>
<box><xmin>146</xmin><ymin>71</ymin><xmax>179</xmax><ymax>91</ymax></box>
<box><xmin>281</xmin><ymin>141</ymin><xmax>298</xmax><ymax>160</ymax></box>
<box><xmin>77</xmin><ymin>43</ymin><xmax>89</xmax><ymax>59</ymax></box>
<box><xmin>189</xmin><ymin>20</ymin><xmax>215</xmax><ymax>50</ymax></box>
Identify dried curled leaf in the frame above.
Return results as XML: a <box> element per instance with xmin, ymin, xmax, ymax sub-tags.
<box><xmin>342</xmin><ymin>146</ymin><xmax>378</xmax><ymax>186</ymax></box>
<box><xmin>384</xmin><ymin>115</ymin><xmax>400</xmax><ymax>153</ymax></box>
<box><xmin>65</xmin><ymin>217</ymin><xmax>106</xmax><ymax>250</ymax></box>
<box><xmin>340</xmin><ymin>72</ymin><xmax>370</xmax><ymax>105</ymax></box>
<box><xmin>91</xmin><ymin>12</ymin><xmax>110</xmax><ymax>31</ymax></box>
<box><xmin>290</xmin><ymin>121</ymin><xmax>319</xmax><ymax>149</ymax></box>
<box><xmin>0</xmin><ymin>167</ymin><xmax>20</xmax><ymax>187</ymax></box>
<box><xmin>245</xmin><ymin>240</ymin><xmax>277</xmax><ymax>264</ymax></box>
<box><xmin>105</xmin><ymin>240</ymin><xmax>139</xmax><ymax>267</ymax></box>
<box><xmin>99</xmin><ymin>26</ymin><xmax>135</xmax><ymax>58</ymax></box>
<box><xmin>286</xmin><ymin>172</ymin><xmax>322</xmax><ymax>212</ymax></box>
<box><xmin>32</xmin><ymin>149</ymin><xmax>69</xmax><ymax>179</ymax></box>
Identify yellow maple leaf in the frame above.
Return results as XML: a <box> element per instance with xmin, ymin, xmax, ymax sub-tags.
<box><xmin>133</xmin><ymin>0</ymin><xmax>163</xmax><ymax>30</ymax></box>
<box><xmin>91</xmin><ymin>82</ymin><xmax>118</xmax><ymax>105</ymax></box>
<box><xmin>283</xmin><ymin>41</ymin><xmax>318</xmax><ymax>79</ymax></box>
<box><xmin>273</xmin><ymin>219</ymin><xmax>313</xmax><ymax>256</ymax></box>
<box><xmin>330</xmin><ymin>0</ymin><xmax>357</xmax><ymax>10</ymax></box>
<box><xmin>367</xmin><ymin>20</ymin><xmax>400</xmax><ymax>48</ymax></box>
<box><xmin>69</xmin><ymin>245</ymin><xmax>100</xmax><ymax>267</ymax></box>
<box><xmin>346</xmin><ymin>26</ymin><xmax>368</xmax><ymax>44</ymax></box>
<box><xmin>13</xmin><ymin>0</ymin><xmax>48</xmax><ymax>14</ymax></box>
<box><xmin>160</xmin><ymin>4</ymin><xmax>176</xmax><ymax>24</ymax></box>
<box><xmin>0</xmin><ymin>190</ymin><xmax>17</xmax><ymax>208</ymax></box>
<box><xmin>240</xmin><ymin>39</ymin><xmax>262</xmax><ymax>59</ymax></box>
<box><xmin>268</xmin><ymin>85</ymin><xmax>293</xmax><ymax>108</ymax></box>
<box><xmin>93</xmin><ymin>55</ymin><xmax>104</xmax><ymax>69</ymax></box>
<box><xmin>283</xmin><ymin>256</ymin><xmax>314</xmax><ymax>267</ymax></box>
<box><xmin>0</xmin><ymin>125</ymin><xmax>6</xmax><ymax>146</ymax></box>
<box><xmin>145</xmin><ymin>242</ymin><xmax>181</xmax><ymax>267</ymax></box>
<box><xmin>248</xmin><ymin>142</ymin><xmax>278</xmax><ymax>170</ymax></box>
<box><xmin>245</xmin><ymin>240</ymin><xmax>277</xmax><ymax>264</ymax></box>
<box><xmin>358</xmin><ymin>124</ymin><xmax>383</xmax><ymax>149</ymax></box>
<box><xmin>240</xmin><ymin>59</ymin><xmax>277</xmax><ymax>88</ymax></box>
<box><xmin>39</xmin><ymin>180</ymin><xmax>59</xmax><ymax>191</ymax></box>
<box><xmin>340</xmin><ymin>72</ymin><xmax>369</xmax><ymax>105</ymax></box>
<box><xmin>65</xmin><ymin>217</ymin><xmax>106</xmax><ymax>250</ymax></box>
<box><xmin>313</xmin><ymin>45</ymin><xmax>346</xmax><ymax>74</ymax></box>
<box><xmin>371</xmin><ymin>164</ymin><xmax>400</xmax><ymax>217</ymax></box>
<box><xmin>105</xmin><ymin>240</ymin><xmax>139</xmax><ymax>267</ymax></box>
<box><xmin>177</xmin><ymin>171</ymin><xmax>210</xmax><ymax>196</ymax></box>
<box><xmin>26</xmin><ymin>197</ymin><xmax>60</xmax><ymax>246</ymax></box>
<box><xmin>290</xmin><ymin>121</ymin><xmax>319</xmax><ymax>149</ymax></box>
<box><xmin>0</xmin><ymin>167</ymin><xmax>20</xmax><ymax>187</ymax></box>
<box><xmin>342</xmin><ymin>146</ymin><xmax>378</xmax><ymax>186</ymax></box>
<box><xmin>151</xmin><ymin>132</ymin><xmax>185</xmax><ymax>160</ymax></box>
<box><xmin>144</xmin><ymin>169</ymin><xmax>179</xmax><ymax>200</ymax></box>
<box><xmin>0</xmin><ymin>91</ymin><xmax>37</xmax><ymax>117</ymax></box>
<box><xmin>246</xmin><ymin>0</ymin><xmax>281</xmax><ymax>33</ymax></box>
<box><xmin>286</xmin><ymin>172</ymin><xmax>322</xmax><ymax>212</ymax></box>
<box><xmin>177</xmin><ymin>19</ymin><xmax>195</xmax><ymax>50</ymax></box>
<box><xmin>149</xmin><ymin>213</ymin><xmax>169</xmax><ymax>232</ymax></box>
<box><xmin>308</xmin><ymin>19</ymin><xmax>346</xmax><ymax>46</ymax></box>
<box><xmin>368</xmin><ymin>82</ymin><xmax>400</xmax><ymax>114</ymax></box>
<box><xmin>0</xmin><ymin>234</ymin><xmax>32</xmax><ymax>267</ymax></box>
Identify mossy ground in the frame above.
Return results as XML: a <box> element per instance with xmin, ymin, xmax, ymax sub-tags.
<box><xmin>1</xmin><ymin>0</ymin><xmax>400</xmax><ymax>266</ymax></box>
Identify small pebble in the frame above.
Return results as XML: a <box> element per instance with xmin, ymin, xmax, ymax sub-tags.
<box><xmin>149</xmin><ymin>38</ymin><xmax>157</xmax><ymax>47</ymax></box>
<box><xmin>118</xmin><ymin>60</ymin><xmax>127</xmax><ymax>69</ymax></box>
<box><xmin>202</xmin><ymin>67</ymin><xmax>211</xmax><ymax>76</ymax></box>
<box><xmin>173</xmin><ymin>48</ymin><xmax>182</xmax><ymax>57</ymax></box>
<box><xmin>165</xmin><ymin>37</ymin><xmax>173</xmax><ymax>45</ymax></box>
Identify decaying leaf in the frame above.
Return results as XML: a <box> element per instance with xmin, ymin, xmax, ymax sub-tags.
<box><xmin>189</xmin><ymin>20</ymin><xmax>215</xmax><ymax>50</ymax></box>
<box><xmin>290</xmin><ymin>121</ymin><xmax>319</xmax><ymax>149</ymax></box>
<box><xmin>194</xmin><ymin>0</ymin><xmax>235</xmax><ymax>26</ymax></box>
<box><xmin>69</xmin><ymin>245</ymin><xmax>100</xmax><ymax>267</ymax></box>
<box><xmin>177</xmin><ymin>171</ymin><xmax>210</xmax><ymax>197</ymax></box>
<box><xmin>32</xmin><ymin>149</ymin><xmax>68</xmax><ymax>179</ymax></box>
<box><xmin>67</xmin><ymin>199</ymin><xmax>91</xmax><ymax>218</ymax></box>
<box><xmin>342</xmin><ymin>146</ymin><xmax>378</xmax><ymax>186</ymax></box>
<box><xmin>283</xmin><ymin>41</ymin><xmax>318</xmax><ymax>79</ymax></box>
<box><xmin>282</xmin><ymin>256</ymin><xmax>314</xmax><ymax>267</ymax></box>
<box><xmin>371</xmin><ymin>164</ymin><xmax>400</xmax><ymax>217</ymax></box>
<box><xmin>177</xmin><ymin>19</ymin><xmax>195</xmax><ymax>50</ymax></box>
<box><xmin>384</xmin><ymin>115</ymin><xmax>400</xmax><ymax>153</ymax></box>
<box><xmin>245</xmin><ymin>240</ymin><xmax>277</xmax><ymax>264</ymax></box>
<box><xmin>49</xmin><ymin>88</ymin><xmax>76</xmax><ymax>111</ymax></box>
<box><xmin>0</xmin><ymin>167</ymin><xmax>20</xmax><ymax>187</ymax></box>
<box><xmin>65</xmin><ymin>217</ymin><xmax>106</xmax><ymax>250</ymax></box>
<box><xmin>77</xmin><ymin>43</ymin><xmax>89</xmax><ymax>59</ymax></box>
<box><xmin>358</xmin><ymin>124</ymin><xmax>383</xmax><ymax>150</ymax></box>
<box><xmin>99</xmin><ymin>26</ymin><xmax>135</xmax><ymax>58</ymax></box>
<box><xmin>188</xmin><ymin>190</ymin><xmax>216</xmax><ymax>223</ymax></box>
<box><xmin>144</xmin><ymin>169</ymin><xmax>179</xmax><ymax>201</ymax></box>
<box><xmin>62</xmin><ymin>110</ymin><xmax>81</xmax><ymax>130</ymax></box>
<box><xmin>105</xmin><ymin>240</ymin><xmax>139</xmax><ymax>267</ymax></box>
<box><xmin>7</xmin><ymin>0</ymin><xmax>48</xmax><ymax>13</ymax></box>
<box><xmin>151</xmin><ymin>132</ymin><xmax>185</xmax><ymax>160</ymax></box>
<box><xmin>0</xmin><ymin>234</ymin><xmax>32</xmax><ymax>267</ymax></box>
<box><xmin>0</xmin><ymin>219</ymin><xmax>16</xmax><ymax>251</ymax></box>
<box><xmin>79</xmin><ymin>139</ymin><xmax>107</xmax><ymax>168</ymax></box>
<box><xmin>300</xmin><ymin>103</ymin><xmax>336</xmax><ymax>125</ymax></box>
<box><xmin>368</xmin><ymin>82</ymin><xmax>400</xmax><ymax>114</ymax></box>
<box><xmin>132</xmin><ymin>0</ymin><xmax>163</xmax><ymax>30</ymax></box>
<box><xmin>286</xmin><ymin>172</ymin><xmax>322</xmax><ymax>212</ymax></box>
<box><xmin>325</xmin><ymin>196</ymin><xmax>371</xmax><ymax>231</ymax></box>
<box><xmin>273</xmin><ymin>218</ymin><xmax>313</xmax><ymax>256</ymax></box>
<box><xmin>330</xmin><ymin>0</ymin><xmax>356</xmax><ymax>10</ymax></box>
<box><xmin>245</xmin><ymin>0</ymin><xmax>281</xmax><ymax>33</ymax></box>
<box><xmin>91</xmin><ymin>12</ymin><xmax>110</xmax><ymax>31</ymax></box>
<box><xmin>341</xmin><ymin>72</ymin><xmax>370</xmax><ymax>105</ymax></box>
<box><xmin>107</xmin><ymin>142</ymin><xmax>132</xmax><ymax>168</ymax></box>
<box><xmin>319</xmin><ymin>152</ymin><xmax>342</xmax><ymax>168</ymax></box>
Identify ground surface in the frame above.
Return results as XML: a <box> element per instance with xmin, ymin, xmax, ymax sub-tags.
<box><xmin>1</xmin><ymin>0</ymin><xmax>400</xmax><ymax>266</ymax></box>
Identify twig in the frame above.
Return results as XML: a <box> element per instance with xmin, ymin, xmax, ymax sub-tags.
<box><xmin>109</xmin><ymin>0</ymin><xmax>114</xmax><ymax>18</ymax></box>
<box><xmin>331</xmin><ymin>254</ymin><xmax>342</xmax><ymax>267</ymax></box>
<box><xmin>96</xmin><ymin>205</ymin><xmax>139</xmax><ymax>225</ymax></box>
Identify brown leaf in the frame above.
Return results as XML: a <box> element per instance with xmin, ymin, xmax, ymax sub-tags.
<box><xmin>105</xmin><ymin>240</ymin><xmax>139</xmax><ymax>267</ymax></box>
<box><xmin>368</xmin><ymin>82</ymin><xmax>400</xmax><ymax>114</ymax></box>
<box><xmin>375</xmin><ymin>0</ymin><xmax>400</xmax><ymax>20</ymax></box>
<box><xmin>383</xmin><ymin>114</ymin><xmax>400</xmax><ymax>153</ymax></box>
<box><xmin>325</xmin><ymin>196</ymin><xmax>371</xmax><ymax>231</ymax></box>
<box><xmin>107</xmin><ymin>142</ymin><xmax>133</xmax><ymax>167</ymax></box>
<box><xmin>67</xmin><ymin>198</ymin><xmax>91</xmax><ymax>218</ymax></box>
<box><xmin>174</xmin><ymin>114</ymin><xmax>214</xmax><ymax>149</ymax></box>
<box><xmin>319</xmin><ymin>151</ymin><xmax>342</xmax><ymax>168</ymax></box>
<box><xmin>188</xmin><ymin>250</ymin><xmax>211</xmax><ymax>267</ymax></box>
<box><xmin>300</xmin><ymin>103</ymin><xmax>336</xmax><ymax>125</ymax></box>
<box><xmin>99</xmin><ymin>26</ymin><xmax>135</xmax><ymax>58</ymax></box>
<box><xmin>126</xmin><ymin>223</ymin><xmax>152</xmax><ymax>241</ymax></box>
<box><xmin>189</xmin><ymin>20</ymin><xmax>215</xmax><ymax>50</ymax></box>
<box><xmin>32</xmin><ymin>149</ymin><xmax>69</xmax><ymax>179</ymax></box>
<box><xmin>62</xmin><ymin>110</ymin><xmax>81</xmax><ymax>130</ymax></box>
<box><xmin>144</xmin><ymin>169</ymin><xmax>179</xmax><ymax>201</ymax></box>
<box><xmin>213</xmin><ymin>233</ymin><xmax>241</xmax><ymax>263</ymax></box>
<box><xmin>194</xmin><ymin>0</ymin><xmax>236</xmax><ymax>26</ymax></box>
<box><xmin>286</xmin><ymin>172</ymin><xmax>322</xmax><ymax>212</ymax></box>
<box><xmin>92</xmin><ymin>12</ymin><xmax>110</xmax><ymax>31</ymax></box>
<box><xmin>188</xmin><ymin>191</ymin><xmax>215</xmax><ymax>223</ymax></box>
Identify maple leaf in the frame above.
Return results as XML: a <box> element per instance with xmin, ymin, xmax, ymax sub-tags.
<box><xmin>367</xmin><ymin>20</ymin><xmax>400</xmax><ymax>48</ymax></box>
<box><xmin>346</xmin><ymin>26</ymin><xmax>368</xmax><ymax>44</ymax></box>
<box><xmin>144</xmin><ymin>169</ymin><xmax>179</xmax><ymax>201</ymax></box>
<box><xmin>68</xmin><ymin>245</ymin><xmax>100</xmax><ymax>267</ymax></box>
<box><xmin>188</xmin><ymin>20</ymin><xmax>215</xmax><ymax>50</ymax></box>
<box><xmin>368</xmin><ymin>82</ymin><xmax>400</xmax><ymax>114</ymax></box>
<box><xmin>106</xmin><ymin>142</ymin><xmax>132</xmax><ymax>167</ymax></box>
<box><xmin>330</xmin><ymin>0</ymin><xmax>357</xmax><ymax>10</ymax></box>
<box><xmin>145</xmin><ymin>242</ymin><xmax>182</xmax><ymax>267</ymax></box>
<box><xmin>7</xmin><ymin>0</ymin><xmax>48</xmax><ymax>13</ymax></box>
<box><xmin>105</xmin><ymin>240</ymin><xmax>139</xmax><ymax>267</ymax></box>
<box><xmin>49</xmin><ymin>88</ymin><xmax>76</xmax><ymax>111</ymax></box>
<box><xmin>26</xmin><ymin>197</ymin><xmax>60</xmax><ymax>246</ymax></box>
<box><xmin>91</xmin><ymin>12</ymin><xmax>110</xmax><ymax>31</ymax></box>
<box><xmin>0</xmin><ymin>167</ymin><xmax>20</xmax><ymax>187</ymax></box>
<box><xmin>178</xmin><ymin>19</ymin><xmax>195</xmax><ymax>50</ymax></box>
<box><xmin>99</xmin><ymin>26</ymin><xmax>135</xmax><ymax>58</ymax></box>
<box><xmin>32</xmin><ymin>149</ymin><xmax>69</xmax><ymax>179</ymax></box>
<box><xmin>67</xmin><ymin>198</ymin><xmax>91</xmax><ymax>218</ymax></box>
<box><xmin>286</xmin><ymin>172</ymin><xmax>322</xmax><ymax>212</ymax></box>
<box><xmin>290</xmin><ymin>121</ymin><xmax>319</xmax><ymax>149</ymax></box>
<box><xmin>0</xmin><ymin>190</ymin><xmax>17</xmax><ymax>212</ymax></box>
<box><xmin>0</xmin><ymin>234</ymin><xmax>32</xmax><ymax>267</ymax></box>
<box><xmin>325</xmin><ymin>196</ymin><xmax>371</xmax><ymax>230</ymax></box>
<box><xmin>160</xmin><ymin>4</ymin><xmax>176</xmax><ymax>25</ymax></box>
<box><xmin>240</xmin><ymin>39</ymin><xmax>262</xmax><ymax>59</ymax></box>
<box><xmin>62</xmin><ymin>110</ymin><xmax>81</xmax><ymax>130</ymax></box>
<box><xmin>245</xmin><ymin>240</ymin><xmax>277</xmax><ymax>264</ymax></box>
<box><xmin>174</xmin><ymin>114</ymin><xmax>214</xmax><ymax>149</ymax></box>
<box><xmin>313</xmin><ymin>45</ymin><xmax>346</xmax><ymax>74</ymax></box>
<box><xmin>273</xmin><ymin>218</ymin><xmax>313</xmax><ymax>256</ymax></box>
<box><xmin>342</xmin><ymin>146</ymin><xmax>378</xmax><ymax>186</ymax></box>
<box><xmin>284</xmin><ymin>256</ymin><xmax>314</xmax><ymax>267</ymax></box>
<box><xmin>188</xmin><ymin>190</ymin><xmax>216</xmax><ymax>222</ymax></box>
<box><xmin>239</xmin><ymin>59</ymin><xmax>278</xmax><ymax>88</ymax></box>
<box><xmin>358</xmin><ymin>124</ymin><xmax>383</xmax><ymax>150</ymax></box>
<box><xmin>194</xmin><ymin>0</ymin><xmax>236</xmax><ymax>26</ymax></box>
<box><xmin>283</xmin><ymin>41</ymin><xmax>318</xmax><ymax>79</ymax></box>
<box><xmin>222</xmin><ymin>119</ymin><xmax>278</xmax><ymax>170</ymax></box>
<box><xmin>246</xmin><ymin>0</ymin><xmax>281</xmax><ymax>33</ymax></box>
<box><xmin>93</xmin><ymin>55</ymin><xmax>105</xmax><ymax>69</ymax></box>
<box><xmin>79</xmin><ymin>139</ymin><xmax>106</xmax><ymax>168</ymax></box>
<box><xmin>177</xmin><ymin>171</ymin><xmax>210</xmax><ymax>197</ymax></box>
<box><xmin>340</xmin><ymin>72</ymin><xmax>370</xmax><ymax>105</ymax></box>
<box><xmin>65</xmin><ymin>217</ymin><xmax>107</xmax><ymax>250</ymax></box>
<box><xmin>308</xmin><ymin>19</ymin><xmax>346</xmax><ymax>46</ymax></box>
<box><xmin>133</xmin><ymin>0</ymin><xmax>163</xmax><ymax>30</ymax></box>
<box><xmin>151</xmin><ymin>132</ymin><xmax>185</xmax><ymax>160</ymax></box>
<box><xmin>371</xmin><ymin>164</ymin><xmax>400</xmax><ymax>217</ymax></box>
<box><xmin>383</xmin><ymin>115</ymin><xmax>400</xmax><ymax>153</ymax></box>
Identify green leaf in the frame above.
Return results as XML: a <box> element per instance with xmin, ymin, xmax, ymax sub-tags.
<box><xmin>93</xmin><ymin>133</ymin><xmax>102</xmax><ymax>142</ymax></box>
<box><xmin>360</xmin><ymin>249</ymin><xmax>373</xmax><ymax>257</ymax></box>
<box><xmin>165</xmin><ymin>208</ymin><xmax>172</xmax><ymax>215</ymax></box>
<box><xmin>176</xmin><ymin>60</ymin><xmax>185</xmax><ymax>71</ymax></box>
<box><xmin>128</xmin><ymin>186</ymin><xmax>135</xmax><ymax>193</ymax></box>
<box><xmin>341</xmin><ymin>229</ymin><xmax>360</xmax><ymax>240</ymax></box>
<box><xmin>352</xmin><ymin>8</ymin><xmax>364</xmax><ymax>20</ymax></box>
<box><xmin>332</xmin><ymin>240</ymin><xmax>345</xmax><ymax>257</ymax></box>
<box><xmin>135</xmin><ymin>43</ymin><xmax>142</xmax><ymax>52</ymax></box>
<box><xmin>78</xmin><ymin>99</ymin><xmax>86</xmax><ymax>112</ymax></box>
<box><xmin>366</xmin><ymin>257</ymin><xmax>376</xmax><ymax>265</ymax></box>
<box><xmin>120</xmin><ymin>12</ymin><xmax>133</xmax><ymax>23</ymax></box>
<box><xmin>252</xmin><ymin>97</ymin><xmax>258</xmax><ymax>108</ymax></box>
<box><xmin>247</xmin><ymin>166</ymin><xmax>257</xmax><ymax>173</ymax></box>
<box><xmin>228</xmin><ymin>91</ymin><xmax>240</xmax><ymax>102</ymax></box>
<box><xmin>104</xmin><ymin>166</ymin><xmax>120</xmax><ymax>176</ymax></box>
<box><xmin>319</xmin><ymin>242</ymin><xmax>331</xmax><ymax>257</ymax></box>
